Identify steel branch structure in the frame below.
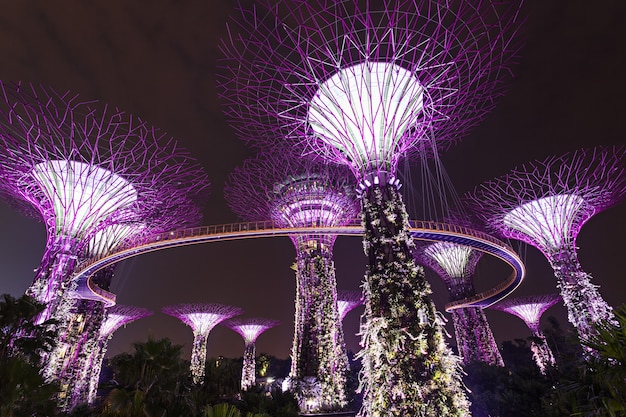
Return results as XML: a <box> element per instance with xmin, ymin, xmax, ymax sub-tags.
<box><xmin>336</xmin><ymin>290</ymin><xmax>363</xmax><ymax>321</ymax></box>
<box><xmin>0</xmin><ymin>81</ymin><xmax>209</xmax><ymax>409</ymax></box>
<box><xmin>220</xmin><ymin>1</ymin><xmax>523</xmax><ymax>415</ymax></box>
<box><xmin>223</xmin><ymin>318</ymin><xmax>280</xmax><ymax>391</ymax></box>
<box><xmin>468</xmin><ymin>147</ymin><xmax>626</xmax><ymax>349</ymax></box>
<box><xmin>62</xmin><ymin>200</ymin><xmax>206</xmax><ymax>409</ymax></box>
<box><xmin>415</xmin><ymin>241</ymin><xmax>504</xmax><ymax>366</ymax></box>
<box><xmin>84</xmin><ymin>305</ymin><xmax>152</xmax><ymax>403</ymax></box>
<box><xmin>491</xmin><ymin>295</ymin><xmax>561</xmax><ymax>374</ymax></box>
<box><xmin>0</xmin><ymin>81</ymin><xmax>208</xmax><ymax>318</ymax></box>
<box><xmin>225</xmin><ymin>154</ymin><xmax>358</xmax><ymax>411</ymax></box>
<box><xmin>162</xmin><ymin>303</ymin><xmax>243</xmax><ymax>384</ymax></box>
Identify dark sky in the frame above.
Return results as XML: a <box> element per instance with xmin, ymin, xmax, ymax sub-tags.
<box><xmin>0</xmin><ymin>0</ymin><xmax>624</xmax><ymax>361</ymax></box>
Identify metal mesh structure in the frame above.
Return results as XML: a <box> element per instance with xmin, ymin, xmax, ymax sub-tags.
<box><xmin>225</xmin><ymin>153</ymin><xmax>358</xmax><ymax>411</ymax></box>
<box><xmin>415</xmin><ymin>241</ymin><xmax>504</xmax><ymax>366</ymax></box>
<box><xmin>220</xmin><ymin>0</ymin><xmax>524</xmax><ymax>184</ymax></box>
<box><xmin>225</xmin><ymin>153</ymin><xmax>359</xmax><ymax>249</ymax></box>
<box><xmin>223</xmin><ymin>318</ymin><xmax>280</xmax><ymax>391</ymax></box>
<box><xmin>0</xmin><ymin>81</ymin><xmax>209</xmax><ymax>319</ymax></box>
<box><xmin>219</xmin><ymin>1</ymin><xmax>523</xmax><ymax>415</ymax></box>
<box><xmin>84</xmin><ymin>305</ymin><xmax>152</xmax><ymax>403</ymax></box>
<box><xmin>0</xmin><ymin>81</ymin><xmax>209</xmax><ymax>410</ymax></box>
<box><xmin>336</xmin><ymin>290</ymin><xmax>363</xmax><ymax>321</ymax></box>
<box><xmin>468</xmin><ymin>146</ymin><xmax>626</xmax><ymax>349</ymax></box>
<box><xmin>162</xmin><ymin>303</ymin><xmax>243</xmax><ymax>384</ymax></box>
<box><xmin>492</xmin><ymin>295</ymin><xmax>561</xmax><ymax>373</ymax></box>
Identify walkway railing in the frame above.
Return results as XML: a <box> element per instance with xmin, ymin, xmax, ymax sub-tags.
<box><xmin>70</xmin><ymin>220</ymin><xmax>525</xmax><ymax>311</ymax></box>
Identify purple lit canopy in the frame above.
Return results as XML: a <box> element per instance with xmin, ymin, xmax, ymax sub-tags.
<box><xmin>219</xmin><ymin>0</ymin><xmax>524</xmax><ymax>182</ymax></box>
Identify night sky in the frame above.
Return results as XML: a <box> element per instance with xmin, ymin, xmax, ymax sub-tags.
<box><xmin>0</xmin><ymin>1</ymin><xmax>624</xmax><ymax>362</ymax></box>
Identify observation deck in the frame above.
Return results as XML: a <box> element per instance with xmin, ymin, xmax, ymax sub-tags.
<box><xmin>70</xmin><ymin>220</ymin><xmax>525</xmax><ymax>311</ymax></box>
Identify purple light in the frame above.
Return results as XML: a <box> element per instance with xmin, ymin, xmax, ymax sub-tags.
<box><xmin>225</xmin><ymin>154</ymin><xmax>357</xmax><ymax>411</ymax></box>
<box><xmin>492</xmin><ymin>295</ymin><xmax>561</xmax><ymax>373</ymax></box>
<box><xmin>220</xmin><ymin>1</ymin><xmax>523</xmax><ymax>415</ymax></box>
<box><xmin>0</xmin><ymin>82</ymin><xmax>209</xmax><ymax>410</ymax></box>
<box><xmin>415</xmin><ymin>241</ymin><xmax>503</xmax><ymax>366</ymax></box>
<box><xmin>225</xmin><ymin>153</ymin><xmax>358</xmax><ymax>249</ymax></box>
<box><xmin>0</xmin><ymin>82</ymin><xmax>209</xmax><ymax>321</ymax></box>
<box><xmin>223</xmin><ymin>318</ymin><xmax>280</xmax><ymax>390</ymax></box>
<box><xmin>85</xmin><ymin>305</ymin><xmax>152</xmax><ymax>402</ymax></box>
<box><xmin>336</xmin><ymin>290</ymin><xmax>364</xmax><ymax>321</ymax></box>
<box><xmin>468</xmin><ymin>147</ymin><xmax>625</xmax><ymax>349</ymax></box>
<box><xmin>219</xmin><ymin>0</ymin><xmax>523</xmax><ymax>183</ymax></box>
<box><xmin>162</xmin><ymin>303</ymin><xmax>243</xmax><ymax>384</ymax></box>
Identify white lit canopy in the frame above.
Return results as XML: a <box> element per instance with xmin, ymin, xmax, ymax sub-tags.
<box><xmin>503</xmin><ymin>194</ymin><xmax>586</xmax><ymax>252</ymax></box>
<box><xmin>308</xmin><ymin>61</ymin><xmax>425</xmax><ymax>178</ymax></box>
<box><xmin>31</xmin><ymin>160</ymin><xmax>138</xmax><ymax>239</ymax></box>
<box><xmin>424</xmin><ymin>242</ymin><xmax>475</xmax><ymax>278</ymax></box>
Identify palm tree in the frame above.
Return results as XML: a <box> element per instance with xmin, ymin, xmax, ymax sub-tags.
<box><xmin>103</xmin><ymin>337</ymin><xmax>191</xmax><ymax>416</ymax></box>
<box><xmin>0</xmin><ymin>294</ymin><xmax>59</xmax><ymax>416</ymax></box>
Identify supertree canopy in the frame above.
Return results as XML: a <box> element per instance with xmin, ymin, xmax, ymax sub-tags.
<box><xmin>415</xmin><ymin>241</ymin><xmax>504</xmax><ymax>366</ymax></box>
<box><xmin>491</xmin><ymin>295</ymin><xmax>561</xmax><ymax>374</ymax></box>
<box><xmin>223</xmin><ymin>318</ymin><xmax>280</xmax><ymax>391</ymax></box>
<box><xmin>0</xmin><ymin>81</ymin><xmax>209</xmax><ymax>409</ymax></box>
<box><xmin>0</xmin><ymin>81</ymin><xmax>209</xmax><ymax>324</ymax></box>
<box><xmin>220</xmin><ymin>1</ymin><xmax>523</xmax><ymax>415</ymax></box>
<box><xmin>336</xmin><ymin>290</ymin><xmax>363</xmax><ymax>321</ymax></box>
<box><xmin>162</xmin><ymin>303</ymin><xmax>243</xmax><ymax>384</ymax></box>
<box><xmin>84</xmin><ymin>305</ymin><xmax>152</xmax><ymax>403</ymax></box>
<box><xmin>225</xmin><ymin>154</ymin><xmax>359</xmax><ymax>412</ymax></box>
<box><xmin>468</xmin><ymin>146</ymin><xmax>626</xmax><ymax>349</ymax></box>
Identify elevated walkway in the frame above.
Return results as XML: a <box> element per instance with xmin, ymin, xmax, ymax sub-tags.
<box><xmin>70</xmin><ymin>220</ymin><xmax>525</xmax><ymax>311</ymax></box>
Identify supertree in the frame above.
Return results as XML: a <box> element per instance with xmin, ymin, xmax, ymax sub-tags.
<box><xmin>225</xmin><ymin>154</ymin><xmax>359</xmax><ymax>412</ymax></box>
<box><xmin>414</xmin><ymin>241</ymin><xmax>504</xmax><ymax>366</ymax></box>
<box><xmin>467</xmin><ymin>147</ymin><xmax>626</xmax><ymax>350</ymax></box>
<box><xmin>63</xmin><ymin>199</ymin><xmax>205</xmax><ymax>409</ymax></box>
<box><xmin>219</xmin><ymin>1</ymin><xmax>523</xmax><ymax>415</ymax></box>
<box><xmin>0</xmin><ymin>81</ymin><xmax>209</xmax><ymax>406</ymax></box>
<box><xmin>223</xmin><ymin>318</ymin><xmax>280</xmax><ymax>391</ymax></box>
<box><xmin>491</xmin><ymin>295</ymin><xmax>561</xmax><ymax>374</ymax></box>
<box><xmin>84</xmin><ymin>305</ymin><xmax>152</xmax><ymax>403</ymax></box>
<box><xmin>162</xmin><ymin>303</ymin><xmax>243</xmax><ymax>384</ymax></box>
<box><xmin>336</xmin><ymin>290</ymin><xmax>363</xmax><ymax>322</ymax></box>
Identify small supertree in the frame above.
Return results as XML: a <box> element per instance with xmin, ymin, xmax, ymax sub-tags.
<box><xmin>220</xmin><ymin>1</ymin><xmax>523</xmax><ymax>415</ymax></box>
<box><xmin>415</xmin><ymin>241</ymin><xmax>504</xmax><ymax>366</ymax></box>
<box><xmin>0</xmin><ymin>81</ymin><xmax>209</xmax><ymax>408</ymax></box>
<box><xmin>223</xmin><ymin>318</ymin><xmax>280</xmax><ymax>391</ymax></box>
<box><xmin>468</xmin><ymin>147</ymin><xmax>626</xmax><ymax>350</ymax></box>
<box><xmin>84</xmin><ymin>305</ymin><xmax>152</xmax><ymax>403</ymax></box>
<box><xmin>64</xmin><ymin>200</ymin><xmax>205</xmax><ymax>409</ymax></box>
<box><xmin>336</xmin><ymin>290</ymin><xmax>364</xmax><ymax>322</ymax></box>
<box><xmin>491</xmin><ymin>295</ymin><xmax>561</xmax><ymax>374</ymax></box>
<box><xmin>162</xmin><ymin>303</ymin><xmax>243</xmax><ymax>384</ymax></box>
<box><xmin>225</xmin><ymin>154</ymin><xmax>359</xmax><ymax>412</ymax></box>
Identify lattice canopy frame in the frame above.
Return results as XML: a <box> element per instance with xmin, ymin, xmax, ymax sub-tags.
<box><xmin>468</xmin><ymin>146</ymin><xmax>626</xmax><ymax>350</ymax></box>
<box><xmin>224</xmin><ymin>318</ymin><xmax>280</xmax><ymax>391</ymax></box>
<box><xmin>162</xmin><ymin>303</ymin><xmax>243</xmax><ymax>384</ymax></box>
<box><xmin>492</xmin><ymin>295</ymin><xmax>561</xmax><ymax>373</ymax></box>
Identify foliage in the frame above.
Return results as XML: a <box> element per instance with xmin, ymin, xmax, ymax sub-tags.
<box><xmin>237</xmin><ymin>387</ymin><xmax>299</xmax><ymax>417</ymax></box>
<box><xmin>545</xmin><ymin>304</ymin><xmax>626</xmax><ymax>416</ymax></box>
<box><xmin>0</xmin><ymin>294</ymin><xmax>60</xmax><ymax>417</ymax></box>
<box><xmin>101</xmin><ymin>337</ymin><xmax>191</xmax><ymax>416</ymax></box>
<box><xmin>357</xmin><ymin>185</ymin><xmax>469</xmax><ymax>417</ymax></box>
<box><xmin>464</xmin><ymin>359</ymin><xmax>550</xmax><ymax>417</ymax></box>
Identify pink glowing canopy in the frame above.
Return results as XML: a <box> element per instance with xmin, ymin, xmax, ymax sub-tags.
<box><xmin>220</xmin><ymin>0</ymin><xmax>524</xmax><ymax>180</ymax></box>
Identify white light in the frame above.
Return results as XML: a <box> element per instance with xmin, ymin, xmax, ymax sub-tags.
<box><xmin>31</xmin><ymin>160</ymin><xmax>137</xmax><ymax>237</ymax></box>
<box><xmin>503</xmin><ymin>194</ymin><xmax>585</xmax><ymax>250</ymax></box>
<box><xmin>86</xmin><ymin>223</ymin><xmax>146</xmax><ymax>257</ymax></box>
<box><xmin>424</xmin><ymin>242</ymin><xmax>474</xmax><ymax>278</ymax></box>
<box><xmin>308</xmin><ymin>61</ymin><xmax>424</xmax><ymax>172</ymax></box>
